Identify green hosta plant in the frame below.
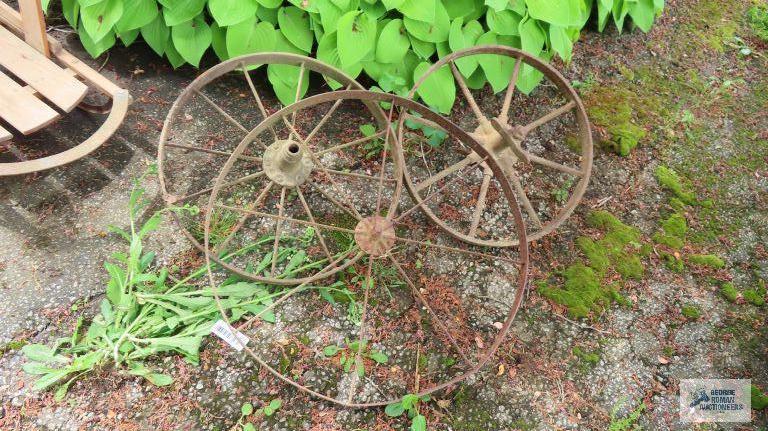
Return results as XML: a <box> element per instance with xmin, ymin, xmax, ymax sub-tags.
<box><xmin>50</xmin><ymin>0</ymin><xmax>663</xmax><ymax>111</ymax></box>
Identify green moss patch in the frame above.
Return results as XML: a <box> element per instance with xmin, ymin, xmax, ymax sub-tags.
<box><xmin>748</xmin><ymin>4</ymin><xmax>768</xmax><ymax>42</ymax></box>
<box><xmin>584</xmin><ymin>86</ymin><xmax>647</xmax><ymax>156</ymax></box>
<box><xmin>572</xmin><ymin>346</ymin><xmax>600</xmax><ymax>367</ymax></box>
<box><xmin>681</xmin><ymin>304</ymin><xmax>701</xmax><ymax>320</ymax></box>
<box><xmin>655</xmin><ymin>166</ymin><xmax>697</xmax><ymax>205</ymax></box>
<box><xmin>753</xmin><ymin>385</ymin><xmax>768</xmax><ymax>410</ymax></box>
<box><xmin>720</xmin><ymin>282</ymin><xmax>739</xmax><ymax>303</ymax></box>
<box><xmin>688</xmin><ymin>254</ymin><xmax>725</xmax><ymax>269</ymax></box>
<box><xmin>743</xmin><ymin>283</ymin><xmax>766</xmax><ymax>307</ymax></box>
<box><xmin>653</xmin><ymin>213</ymin><xmax>687</xmax><ymax>250</ymax></box>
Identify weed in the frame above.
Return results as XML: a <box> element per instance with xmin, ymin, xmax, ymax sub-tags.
<box><xmin>323</xmin><ymin>339</ymin><xmax>388</xmax><ymax>377</ymax></box>
<box><xmin>752</xmin><ymin>385</ymin><xmax>768</xmax><ymax>410</ymax></box>
<box><xmin>572</xmin><ymin>346</ymin><xmax>600</xmax><ymax>367</ymax></box>
<box><xmin>609</xmin><ymin>399</ymin><xmax>645</xmax><ymax>431</ymax></box>
<box><xmin>681</xmin><ymin>305</ymin><xmax>702</xmax><ymax>320</ymax></box>
<box><xmin>748</xmin><ymin>4</ymin><xmax>768</xmax><ymax>42</ymax></box>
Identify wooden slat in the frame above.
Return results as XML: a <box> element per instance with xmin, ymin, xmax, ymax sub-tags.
<box><xmin>0</xmin><ymin>25</ymin><xmax>87</xmax><ymax>111</ymax></box>
<box><xmin>0</xmin><ymin>124</ymin><xmax>12</xmax><ymax>142</ymax></box>
<box><xmin>0</xmin><ymin>70</ymin><xmax>58</xmax><ymax>134</ymax></box>
<box><xmin>17</xmin><ymin>0</ymin><xmax>49</xmax><ymax>56</ymax></box>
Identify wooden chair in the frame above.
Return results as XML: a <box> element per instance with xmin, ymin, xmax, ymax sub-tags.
<box><xmin>0</xmin><ymin>0</ymin><xmax>131</xmax><ymax>176</ymax></box>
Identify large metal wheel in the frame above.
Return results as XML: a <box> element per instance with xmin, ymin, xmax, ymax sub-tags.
<box><xmin>401</xmin><ymin>45</ymin><xmax>593</xmax><ymax>246</ymax></box>
<box><xmin>205</xmin><ymin>91</ymin><xmax>530</xmax><ymax>408</ymax></box>
<box><xmin>158</xmin><ymin>53</ymin><xmax>387</xmax><ymax>285</ymax></box>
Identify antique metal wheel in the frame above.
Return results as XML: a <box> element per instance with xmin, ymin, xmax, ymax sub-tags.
<box><xmin>204</xmin><ymin>91</ymin><xmax>530</xmax><ymax>408</ymax></box>
<box><xmin>401</xmin><ymin>45</ymin><xmax>593</xmax><ymax>246</ymax></box>
<box><xmin>158</xmin><ymin>53</ymin><xmax>387</xmax><ymax>285</ymax></box>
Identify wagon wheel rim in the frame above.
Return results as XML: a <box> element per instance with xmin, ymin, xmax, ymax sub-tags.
<box><xmin>157</xmin><ymin>53</ymin><xmax>388</xmax><ymax>285</ymax></box>
<box><xmin>205</xmin><ymin>90</ymin><xmax>530</xmax><ymax>408</ymax></box>
<box><xmin>401</xmin><ymin>45</ymin><xmax>593</xmax><ymax>247</ymax></box>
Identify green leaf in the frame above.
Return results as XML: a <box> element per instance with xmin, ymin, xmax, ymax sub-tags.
<box><xmin>444</xmin><ymin>0</ymin><xmax>477</xmax><ymax>21</ymax></box>
<box><xmin>525</xmin><ymin>0</ymin><xmax>582</xmax><ymax>27</ymax></box>
<box><xmin>171</xmin><ymin>16</ymin><xmax>212</xmax><ymax>67</ymax></box>
<box><xmin>549</xmin><ymin>25</ymin><xmax>572</xmax><ymax>62</ymax></box>
<box><xmin>628</xmin><ymin>0</ymin><xmax>655</xmax><ymax>32</ymax></box>
<box><xmin>159</xmin><ymin>0</ymin><xmax>206</xmax><ymax>26</ymax></box>
<box><xmin>146</xmin><ymin>373</ymin><xmax>174</xmax><ymax>386</ymax></box>
<box><xmin>316</xmin><ymin>32</ymin><xmax>361</xmax><ymax>88</ymax></box>
<box><xmin>23</xmin><ymin>362</ymin><xmax>57</xmax><ymax>375</ymax></box>
<box><xmin>148</xmin><ymin>336</ymin><xmax>201</xmax><ymax>357</ymax></box>
<box><xmin>268</xmin><ymin>399</ymin><xmax>282</xmax><ymax>410</ymax></box>
<box><xmin>612</xmin><ymin>0</ymin><xmax>632</xmax><ymax>31</ymax></box>
<box><xmin>268</xmin><ymin>33</ymin><xmax>309</xmax><ymax>105</ymax></box>
<box><xmin>115</xmin><ymin>0</ymin><xmax>157</xmax><ymax>32</ymax></box>
<box><xmin>411</xmin><ymin>414</ymin><xmax>427</xmax><ymax>431</ymax></box>
<box><xmin>141</xmin><ymin>14</ymin><xmax>170</xmax><ymax>55</ymax></box>
<box><xmin>257</xmin><ymin>5</ymin><xmax>280</xmax><ymax>24</ymax></box>
<box><xmin>210</xmin><ymin>21</ymin><xmax>228</xmax><ymax>60</ymax></box>
<box><xmin>118</xmin><ymin>28</ymin><xmax>140</xmax><ymax>46</ymax></box>
<box><xmin>475</xmin><ymin>31</ymin><xmax>516</xmax><ymax>92</ymax></box>
<box><xmin>81</xmin><ymin>0</ymin><xmax>123</xmax><ymax>43</ymax></box>
<box><xmin>448</xmin><ymin>19</ymin><xmax>483</xmax><ymax>77</ymax></box>
<box><xmin>33</xmin><ymin>369</ymin><xmax>72</xmax><ymax>391</ymax></box>
<box><xmin>519</xmin><ymin>17</ymin><xmax>545</xmax><ymax>57</ymax></box>
<box><xmin>337</xmin><ymin>10</ymin><xmax>377</xmax><ymax>67</ymax></box>
<box><xmin>361</xmin><ymin>0</ymin><xmax>387</xmax><ymax>19</ymax></box>
<box><xmin>22</xmin><ymin>344</ymin><xmax>68</xmax><ymax>364</ymax></box>
<box><xmin>409</xmin><ymin>35</ymin><xmax>435</xmax><ymax>59</ymax></box>
<box><xmin>385</xmin><ymin>401</ymin><xmax>405</xmax><ymax>417</ymax></box>
<box><xmin>315</xmin><ymin>0</ymin><xmax>343</xmax><ymax>32</ymax></box>
<box><xmin>484</xmin><ymin>0</ymin><xmax>508</xmax><ymax>12</ymax></box>
<box><xmin>368</xmin><ymin>350</ymin><xmax>388</xmax><ymax>363</ymax></box>
<box><xmin>278</xmin><ymin>6</ymin><xmax>314</xmax><ymax>52</ymax></box>
<box><xmin>256</xmin><ymin>0</ymin><xmax>282</xmax><ymax>7</ymax></box>
<box><xmin>597</xmin><ymin>0</ymin><xmax>612</xmax><ymax>32</ymax></box>
<box><xmin>54</xmin><ymin>381</ymin><xmax>71</xmax><ymax>401</ymax></box>
<box><xmin>375</xmin><ymin>19</ymin><xmax>410</xmax><ymax>63</ymax></box>
<box><xmin>413</xmin><ymin>61</ymin><xmax>455</xmax><ymax>114</ymax></box>
<box><xmin>78</xmin><ymin>24</ymin><xmax>116</xmax><ymax>57</ymax></box>
<box><xmin>243</xmin><ymin>423</ymin><xmax>256</xmax><ymax>431</ymax></box>
<box><xmin>208</xmin><ymin>0</ymin><xmax>258</xmax><ymax>26</ymax></box>
<box><xmin>403</xmin><ymin>1</ymin><xmax>449</xmax><ymax>43</ymax></box>
<box><xmin>486</xmin><ymin>9</ymin><xmax>522</xmax><ymax>36</ymax></box>
<box><xmin>62</xmin><ymin>0</ymin><xmax>80</xmax><ymax>27</ymax></box>
<box><xmin>397</xmin><ymin>0</ymin><xmax>436</xmax><ymax>23</ymax></box>
<box><xmin>323</xmin><ymin>345</ymin><xmax>341</xmax><ymax>356</ymax></box>
<box><xmin>227</xmin><ymin>18</ymin><xmax>276</xmax><ymax>58</ymax></box>
<box><xmin>382</xmin><ymin>0</ymin><xmax>406</xmax><ymax>10</ymax></box>
<box><xmin>242</xmin><ymin>402</ymin><xmax>254</xmax><ymax>415</ymax></box>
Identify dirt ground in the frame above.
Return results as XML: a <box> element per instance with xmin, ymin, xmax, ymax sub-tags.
<box><xmin>0</xmin><ymin>0</ymin><xmax>766</xmax><ymax>430</ymax></box>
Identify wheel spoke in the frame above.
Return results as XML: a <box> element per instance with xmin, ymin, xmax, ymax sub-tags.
<box><xmin>164</xmin><ymin>142</ymin><xmax>262</xmax><ymax>162</ymax></box>
<box><xmin>374</xmin><ymin>105</ymin><xmax>396</xmax><ymax>214</ymax></box>
<box><xmin>241</xmin><ymin>63</ymin><xmax>278</xmax><ymax>141</ymax></box>
<box><xmin>527</xmin><ymin>154</ymin><xmax>583</xmax><ymax>177</ymax></box>
<box><xmin>414</xmin><ymin>154</ymin><xmax>475</xmax><ymax>193</ymax></box>
<box><xmin>504</xmin><ymin>167</ymin><xmax>542</xmax><ymax>228</ymax></box>
<box><xmin>270</xmin><ymin>187</ymin><xmax>288</xmax><ymax>277</ymax></box>
<box><xmin>385</xmin><ymin>231</ymin><xmax>521</xmax><ymax>266</ymax></box>
<box><xmin>396</xmin><ymin>155</ymin><xmax>489</xmax><ymax>223</ymax></box>
<box><xmin>290</xmin><ymin>63</ymin><xmax>307</xmax><ymax>134</ymax></box>
<box><xmin>296</xmin><ymin>187</ymin><xmax>334</xmax><ymax>264</ymax></box>
<box><xmin>305</xmin><ymin>180</ymin><xmax>362</xmax><ymax>221</ymax></box>
<box><xmin>323</xmin><ymin>168</ymin><xmax>397</xmax><ymax>183</ymax></box>
<box><xmin>450</xmin><ymin>61</ymin><xmax>488</xmax><ymax>126</ymax></box>
<box><xmin>218</xmin><ymin>203</ymin><xmax>358</xmax><ymax>236</ymax></box>
<box><xmin>401</xmin><ymin>113</ymin><xmax>443</xmax><ymax>132</ymax></box>
<box><xmin>314</xmin><ymin>131</ymin><xmax>387</xmax><ymax>157</ymax></box>
<box><xmin>389</xmin><ymin>257</ymin><xmax>472</xmax><ymax>366</ymax></box>
<box><xmin>305</xmin><ymin>84</ymin><xmax>353</xmax><ymax>144</ymax></box>
<box><xmin>236</xmin><ymin>248</ymin><xmax>364</xmax><ymax>331</ymax></box>
<box><xmin>194</xmin><ymin>89</ymin><xmax>249</xmax><ymax>134</ymax></box>
<box><xmin>282</xmin><ymin>118</ymin><xmax>364</xmax><ymax>219</ymax></box>
<box><xmin>171</xmin><ymin>171</ymin><xmax>266</xmax><ymax>204</ymax></box>
<box><xmin>214</xmin><ymin>181</ymin><xmax>275</xmax><ymax>253</ymax></box>
<box><xmin>498</xmin><ymin>56</ymin><xmax>523</xmax><ymax>124</ymax></box>
<box><xmin>468</xmin><ymin>165</ymin><xmax>493</xmax><ymax>237</ymax></box>
<box><xmin>519</xmin><ymin>100</ymin><xmax>576</xmax><ymax>135</ymax></box>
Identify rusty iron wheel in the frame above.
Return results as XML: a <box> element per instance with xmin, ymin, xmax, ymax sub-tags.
<box><xmin>401</xmin><ymin>45</ymin><xmax>593</xmax><ymax>247</ymax></box>
<box><xmin>205</xmin><ymin>90</ymin><xmax>530</xmax><ymax>408</ymax></box>
<box><xmin>157</xmin><ymin>53</ymin><xmax>388</xmax><ymax>285</ymax></box>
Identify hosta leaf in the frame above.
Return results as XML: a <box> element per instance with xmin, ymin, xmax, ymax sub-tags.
<box><xmin>464</xmin><ymin>66</ymin><xmax>486</xmax><ymax>89</ymax></box>
<box><xmin>525</xmin><ymin>0</ymin><xmax>582</xmax><ymax>27</ymax></box>
<box><xmin>628</xmin><ymin>0</ymin><xmax>655</xmax><ymax>32</ymax></box>
<box><xmin>268</xmin><ymin>33</ymin><xmax>309</xmax><ymax>105</ymax></box>
<box><xmin>409</xmin><ymin>34</ymin><xmax>435</xmax><ymax>59</ymax></box>
<box><xmin>278</xmin><ymin>6</ymin><xmax>313</xmax><ymax>52</ymax></box>
<box><xmin>484</xmin><ymin>0</ymin><xmax>508</xmax><ymax>12</ymax></box>
<box><xmin>361</xmin><ymin>0</ymin><xmax>387</xmax><ymax>19</ymax></box>
<box><xmin>519</xmin><ymin>17</ymin><xmax>545</xmax><ymax>57</ymax></box>
<box><xmin>397</xmin><ymin>0</ymin><xmax>436</xmax><ymax>23</ymax></box>
<box><xmin>81</xmin><ymin>0</ymin><xmax>123</xmax><ymax>43</ymax></box>
<box><xmin>413</xmin><ymin>61</ymin><xmax>455</xmax><ymax>114</ymax></box>
<box><xmin>316</xmin><ymin>0</ymin><xmax>343</xmax><ymax>31</ymax></box>
<box><xmin>375</xmin><ymin>19</ymin><xmax>410</xmax><ymax>63</ymax></box>
<box><xmin>227</xmin><ymin>18</ymin><xmax>276</xmax><ymax>58</ymax></box>
<box><xmin>612</xmin><ymin>0</ymin><xmax>631</xmax><ymax>31</ymax></box>
<box><xmin>62</xmin><ymin>0</ymin><xmax>79</xmax><ymax>27</ymax></box>
<box><xmin>549</xmin><ymin>25</ymin><xmax>572</xmax><ymax>62</ymax></box>
<box><xmin>115</xmin><ymin>0</ymin><xmax>157</xmax><ymax>32</ymax></box>
<box><xmin>256</xmin><ymin>0</ymin><xmax>282</xmax><ymax>7</ymax></box>
<box><xmin>448</xmin><ymin>19</ymin><xmax>483</xmax><ymax>77</ymax></box>
<box><xmin>141</xmin><ymin>14</ymin><xmax>170</xmax><ymax>55</ymax></box>
<box><xmin>79</xmin><ymin>24</ymin><xmax>116</xmax><ymax>57</ymax></box>
<box><xmin>210</xmin><ymin>21</ymin><xmax>228</xmax><ymax>60</ymax></box>
<box><xmin>403</xmin><ymin>0</ymin><xmax>449</xmax><ymax>43</ymax></box>
<box><xmin>486</xmin><ymin>9</ymin><xmax>522</xmax><ymax>36</ymax></box>
<box><xmin>118</xmin><ymin>28</ymin><xmax>140</xmax><ymax>46</ymax></box>
<box><xmin>316</xmin><ymin>32</ymin><xmax>362</xmax><ymax>88</ymax></box>
<box><xmin>287</xmin><ymin>0</ymin><xmax>319</xmax><ymax>12</ymax></box>
<box><xmin>597</xmin><ymin>0</ymin><xmax>612</xmax><ymax>32</ymax></box>
<box><xmin>381</xmin><ymin>0</ymin><xmax>405</xmax><ymax>10</ymax></box>
<box><xmin>208</xmin><ymin>0</ymin><xmax>258</xmax><ymax>26</ymax></box>
<box><xmin>444</xmin><ymin>0</ymin><xmax>476</xmax><ymax>20</ymax></box>
<box><xmin>476</xmin><ymin>31</ymin><xmax>521</xmax><ymax>93</ymax></box>
<box><xmin>165</xmin><ymin>41</ymin><xmax>187</xmax><ymax>68</ymax></box>
<box><xmin>337</xmin><ymin>10</ymin><xmax>377</xmax><ymax>67</ymax></box>
<box><xmin>159</xmin><ymin>0</ymin><xmax>206</xmax><ymax>26</ymax></box>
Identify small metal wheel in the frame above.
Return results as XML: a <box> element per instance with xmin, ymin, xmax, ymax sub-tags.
<box><xmin>157</xmin><ymin>53</ymin><xmax>387</xmax><ymax>285</ymax></box>
<box><xmin>401</xmin><ymin>45</ymin><xmax>593</xmax><ymax>246</ymax></box>
<box><xmin>204</xmin><ymin>90</ymin><xmax>530</xmax><ymax>407</ymax></box>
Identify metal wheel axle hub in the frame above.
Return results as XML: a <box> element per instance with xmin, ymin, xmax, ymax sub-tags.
<box><xmin>262</xmin><ymin>139</ymin><xmax>313</xmax><ymax>187</ymax></box>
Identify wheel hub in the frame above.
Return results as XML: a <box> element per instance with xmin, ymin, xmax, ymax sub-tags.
<box><xmin>472</xmin><ymin>120</ymin><xmax>518</xmax><ymax>163</ymax></box>
<box><xmin>354</xmin><ymin>216</ymin><xmax>396</xmax><ymax>256</ymax></box>
<box><xmin>262</xmin><ymin>139</ymin><xmax>314</xmax><ymax>187</ymax></box>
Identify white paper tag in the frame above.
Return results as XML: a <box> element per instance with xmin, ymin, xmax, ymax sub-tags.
<box><xmin>210</xmin><ymin>320</ymin><xmax>249</xmax><ymax>351</ymax></box>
